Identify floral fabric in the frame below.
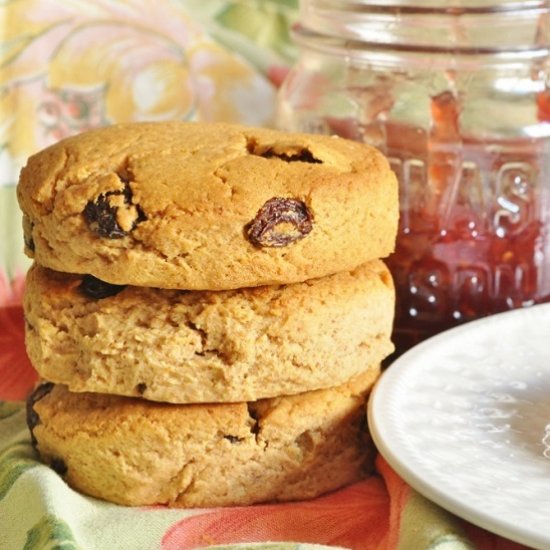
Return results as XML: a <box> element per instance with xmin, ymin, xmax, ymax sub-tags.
<box><xmin>0</xmin><ymin>2</ymin><xmax>533</xmax><ymax>549</ymax></box>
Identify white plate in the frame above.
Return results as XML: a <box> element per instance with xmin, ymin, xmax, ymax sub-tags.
<box><xmin>368</xmin><ymin>304</ymin><xmax>550</xmax><ymax>550</ymax></box>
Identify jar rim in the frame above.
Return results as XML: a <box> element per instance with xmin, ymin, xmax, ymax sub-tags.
<box><xmin>298</xmin><ymin>1</ymin><xmax>550</xmax><ymax>52</ymax></box>
<box><xmin>305</xmin><ymin>0</ymin><xmax>549</xmax><ymax>14</ymax></box>
<box><xmin>292</xmin><ymin>23</ymin><xmax>550</xmax><ymax>60</ymax></box>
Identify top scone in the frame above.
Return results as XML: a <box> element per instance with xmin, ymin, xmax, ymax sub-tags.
<box><xmin>17</xmin><ymin>121</ymin><xmax>398</xmax><ymax>290</ymax></box>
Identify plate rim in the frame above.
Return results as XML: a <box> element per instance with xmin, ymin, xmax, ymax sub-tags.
<box><xmin>368</xmin><ymin>303</ymin><xmax>550</xmax><ymax>550</ymax></box>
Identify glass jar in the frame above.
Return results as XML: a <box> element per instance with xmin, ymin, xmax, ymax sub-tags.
<box><xmin>277</xmin><ymin>0</ymin><xmax>550</xmax><ymax>356</ymax></box>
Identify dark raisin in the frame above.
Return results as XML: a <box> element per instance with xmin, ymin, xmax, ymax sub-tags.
<box><xmin>261</xmin><ymin>148</ymin><xmax>322</xmax><ymax>164</ymax></box>
<box><xmin>223</xmin><ymin>435</ymin><xmax>244</xmax><ymax>444</ymax></box>
<box><xmin>83</xmin><ymin>194</ymin><xmax>125</xmax><ymax>238</ymax></box>
<box><xmin>246</xmin><ymin>197</ymin><xmax>313</xmax><ymax>248</ymax></box>
<box><xmin>79</xmin><ymin>275</ymin><xmax>126</xmax><ymax>299</ymax></box>
<box><xmin>50</xmin><ymin>457</ymin><xmax>68</xmax><ymax>476</ymax></box>
<box><xmin>26</xmin><ymin>382</ymin><xmax>55</xmax><ymax>449</ymax></box>
<box><xmin>24</xmin><ymin>219</ymin><xmax>35</xmax><ymax>252</ymax></box>
<box><xmin>24</xmin><ymin>235</ymin><xmax>35</xmax><ymax>252</ymax></box>
<box><xmin>83</xmin><ymin>183</ymin><xmax>146</xmax><ymax>239</ymax></box>
<box><xmin>136</xmin><ymin>383</ymin><xmax>147</xmax><ymax>395</ymax></box>
<box><xmin>247</xmin><ymin>403</ymin><xmax>261</xmax><ymax>436</ymax></box>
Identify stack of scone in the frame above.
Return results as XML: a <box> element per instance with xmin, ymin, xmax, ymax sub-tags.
<box><xmin>18</xmin><ymin>121</ymin><xmax>398</xmax><ymax>508</ymax></box>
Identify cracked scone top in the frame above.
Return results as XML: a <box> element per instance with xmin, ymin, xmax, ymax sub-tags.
<box><xmin>17</xmin><ymin>121</ymin><xmax>398</xmax><ymax>290</ymax></box>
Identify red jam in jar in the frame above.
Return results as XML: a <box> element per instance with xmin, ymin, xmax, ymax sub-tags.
<box><xmin>278</xmin><ymin>0</ymin><xmax>550</xmax><ymax>355</ymax></box>
<box><xmin>387</xmin><ymin>91</ymin><xmax>550</xmax><ymax>351</ymax></box>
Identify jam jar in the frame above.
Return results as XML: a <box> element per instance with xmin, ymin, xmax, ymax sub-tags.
<box><xmin>277</xmin><ymin>0</ymin><xmax>550</xmax><ymax>355</ymax></box>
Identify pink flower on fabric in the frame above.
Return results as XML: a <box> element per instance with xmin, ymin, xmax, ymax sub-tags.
<box><xmin>0</xmin><ymin>304</ymin><xmax>37</xmax><ymax>401</ymax></box>
<box><xmin>161</xmin><ymin>479</ymin><xmax>390</xmax><ymax>550</ymax></box>
<box><xmin>0</xmin><ymin>271</ymin><xmax>37</xmax><ymax>400</ymax></box>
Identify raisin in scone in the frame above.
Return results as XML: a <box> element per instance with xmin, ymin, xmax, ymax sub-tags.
<box><xmin>17</xmin><ymin>121</ymin><xmax>398</xmax><ymax>290</ymax></box>
<box><xmin>24</xmin><ymin>260</ymin><xmax>394</xmax><ymax>403</ymax></box>
<box><xmin>27</xmin><ymin>369</ymin><xmax>379</xmax><ymax>508</ymax></box>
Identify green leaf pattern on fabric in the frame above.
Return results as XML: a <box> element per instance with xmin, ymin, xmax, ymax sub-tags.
<box><xmin>170</xmin><ymin>0</ymin><xmax>299</xmax><ymax>71</ymax></box>
<box><xmin>398</xmin><ymin>490</ymin><xmax>476</xmax><ymax>550</ymax></box>
<box><xmin>215</xmin><ymin>0</ymin><xmax>297</xmax><ymax>59</ymax></box>
<box><xmin>23</xmin><ymin>514</ymin><xmax>80</xmax><ymax>550</ymax></box>
<box><xmin>0</xmin><ymin>400</ymin><xmax>22</xmax><ymax>420</ymax></box>
<box><xmin>426</xmin><ymin>534</ymin><xmax>477</xmax><ymax>550</ymax></box>
<box><xmin>0</xmin><ymin>440</ymin><xmax>36</xmax><ymax>501</ymax></box>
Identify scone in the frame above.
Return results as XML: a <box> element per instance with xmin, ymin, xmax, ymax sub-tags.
<box><xmin>24</xmin><ymin>260</ymin><xmax>394</xmax><ymax>403</ymax></box>
<box><xmin>27</xmin><ymin>369</ymin><xmax>379</xmax><ymax>508</ymax></box>
<box><xmin>17</xmin><ymin>121</ymin><xmax>398</xmax><ymax>290</ymax></box>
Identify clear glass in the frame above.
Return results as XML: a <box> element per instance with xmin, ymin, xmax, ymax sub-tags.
<box><xmin>277</xmin><ymin>0</ymin><xmax>550</xmax><ymax>355</ymax></box>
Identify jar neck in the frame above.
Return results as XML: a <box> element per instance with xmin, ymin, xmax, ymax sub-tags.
<box><xmin>299</xmin><ymin>0</ymin><xmax>550</xmax><ymax>54</ymax></box>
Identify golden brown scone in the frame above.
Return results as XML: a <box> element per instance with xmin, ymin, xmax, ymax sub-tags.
<box><xmin>27</xmin><ymin>369</ymin><xmax>379</xmax><ymax>508</ymax></box>
<box><xmin>24</xmin><ymin>260</ymin><xmax>394</xmax><ymax>403</ymax></box>
<box><xmin>17</xmin><ymin>121</ymin><xmax>398</xmax><ymax>290</ymax></box>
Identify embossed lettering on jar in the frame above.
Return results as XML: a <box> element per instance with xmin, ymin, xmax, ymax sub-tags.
<box><xmin>277</xmin><ymin>0</ymin><xmax>550</xmax><ymax>354</ymax></box>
